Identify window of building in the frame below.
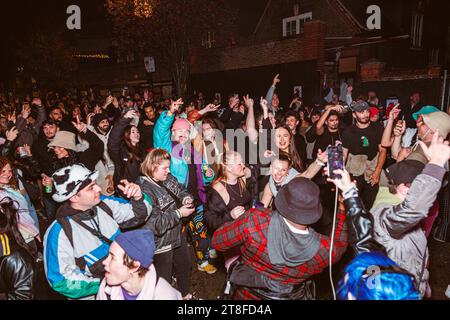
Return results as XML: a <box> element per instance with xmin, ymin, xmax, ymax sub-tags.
<box><xmin>282</xmin><ymin>12</ymin><xmax>312</xmax><ymax>38</ymax></box>
<box><xmin>126</xmin><ymin>52</ymin><xmax>135</xmax><ymax>63</ymax></box>
<box><xmin>429</xmin><ymin>48</ymin><xmax>439</xmax><ymax>65</ymax></box>
<box><xmin>201</xmin><ymin>31</ymin><xmax>216</xmax><ymax>49</ymax></box>
<box><xmin>411</xmin><ymin>13</ymin><xmax>424</xmax><ymax>49</ymax></box>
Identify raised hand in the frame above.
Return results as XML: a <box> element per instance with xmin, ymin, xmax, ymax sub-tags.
<box><xmin>5</xmin><ymin>126</ymin><xmax>19</xmax><ymax>142</ymax></box>
<box><xmin>94</xmin><ymin>105</ymin><xmax>102</xmax><ymax>114</ymax></box>
<box><xmin>169</xmin><ymin>98</ymin><xmax>184</xmax><ymax>115</ymax></box>
<box><xmin>124</xmin><ymin>109</ymin><xmax>138</xmax><ymax>119</ymax></box>
<box><xmin>260</xmin><ymin>97</ymin><xmax>269</xmax><ymax>111</ymax></box>
<box><xmin>272</xmin><ymin>74</ymin><xmax>281</xmax><ymax>87</ymax></box>
<box><xmin>389</xmin><ymin>104</ymin><xmax>401</xmax><ymax>121</ymax></box>
<box><xmin>419</xmin><ymin>131</ymin><xmax>450</xmax><ymax>167</ymax></box>
<box><xmin>203</xmin><ymin>103</ymin><xmax>220</xmax><ymax>114</ymax></box>
<box><xmin>393</xmin><ymin>120</ymin><xmax>406</xmax><ymax>137</ymax></box>
<box><xmin>21</xmin><ymin>103</ymin><xmax>31</xmax><ymax>119</ymax></box>
<box><xmin>105</xmin><ymin>95</ymin><xmax>114</xmax><ymax>106</ymax></box>
<box><xmin>332</xmin><ymin>105</ymin><xmax>345</xmax><ymax>113</ymax></box>
<box><xmin>23</xmin><ymin>144</ymin><xmax>32</xmax><ymax>157</ymax></box>
<box><xmin>8</xmin><ymin>111</ymin><xmax>16</xmax><ymax>124</ymax></box>
<box><xmin>72</xmin><ymin>115</ymin><xmax>87</xmax><ymax>134</ymax></box>
<box><xmin>118</xmin><ymin>180</ymin><xmax>143</xmax><ymax>200</ymax></box>
<box><xmin>326</xmin><ymin>169</ymin><xmax>355</xmax><ymax>193</ymax></box>
<box><xmin>243</xmin><ymin>94</ymin><xmax>254</xmax><ymax>109</ymax></box>
<box><xmin>86</xmin><ymin>113</ymin><xmax>95</xmax><ymax>126</ymax></box>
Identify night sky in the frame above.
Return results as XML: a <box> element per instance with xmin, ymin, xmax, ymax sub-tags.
<box><xmin>0</xmin><ymin>0</ymin><xmax>110</xmax><ymax>83</ymax></box>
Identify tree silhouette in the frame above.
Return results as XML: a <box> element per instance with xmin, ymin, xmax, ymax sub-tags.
<box><xmin>106</xmin><ymin>0</ymin><xmax>236</xmax><ymax>98</ymax></box>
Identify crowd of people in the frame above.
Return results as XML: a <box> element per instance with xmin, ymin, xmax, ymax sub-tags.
<box><xmin>1</xmin><ymin>73</ymin><xmax>450</xmax><ymax>301</ymax></box>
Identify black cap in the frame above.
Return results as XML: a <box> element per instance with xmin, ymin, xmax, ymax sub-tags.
<box><xmin>385</xmin><ymin>160</ymin><xmax>425</xmax><ymax>185</ymax></box>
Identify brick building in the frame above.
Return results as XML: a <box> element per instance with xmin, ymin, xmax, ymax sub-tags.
<box><xmin>191</xmin><ymin>0</ymin><xmax>449</xmax><ymax>107</ymax></box>
<box><xmin>74</xmin><ymin>0</ymin><xmax>449</xmax><ymax>107</ymax></box>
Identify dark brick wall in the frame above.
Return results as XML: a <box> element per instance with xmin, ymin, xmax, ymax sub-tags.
<box><xmin>191</xmin><ymin>21</ymin><xmax>327</xmax><ymax>74</ymax></box>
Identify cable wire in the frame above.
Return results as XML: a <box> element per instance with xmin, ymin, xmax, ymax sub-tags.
<box><xmin>329</xmin><ymin>188</ymin><xmax>339</xmax><ymax>300</ymax></box>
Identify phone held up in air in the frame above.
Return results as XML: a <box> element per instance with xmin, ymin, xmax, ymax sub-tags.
<box><xmin>327</xmin><ymin>145</ymin><xmax>344</xmax><ymax>180</ymax></box>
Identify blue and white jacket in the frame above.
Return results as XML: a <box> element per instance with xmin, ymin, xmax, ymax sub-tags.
<box><xmin>43</xmin><ymin>196</ymin><xmax>152</xmax><ymax>300</ymax></box>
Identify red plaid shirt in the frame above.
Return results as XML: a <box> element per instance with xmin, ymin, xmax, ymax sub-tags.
<box><xmin>213</xmin><ymin>206</ymin><xmax>348</xmax><ymax>285</ymax></box>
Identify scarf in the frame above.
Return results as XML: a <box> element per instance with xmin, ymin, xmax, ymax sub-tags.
<box><xmin>267</xmin><ymin>212</ymin><xmax>321</xmax><ymax>267</ymax></box>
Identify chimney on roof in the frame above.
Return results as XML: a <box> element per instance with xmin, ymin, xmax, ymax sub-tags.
<box><xmin>294</xmin><ymin>3</ymin><xmax>300</xmax><ymax>16</ymax></box>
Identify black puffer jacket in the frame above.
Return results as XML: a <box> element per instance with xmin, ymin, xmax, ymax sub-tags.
<box><xmin>137</xmin><ymin>175</ymin><xmax>193</xmax><ymax>253</ymax></box>
<box><xmin>0</xmin><ymin>234</ymin><xmax>36</xmax><ymax>300</ymax></box>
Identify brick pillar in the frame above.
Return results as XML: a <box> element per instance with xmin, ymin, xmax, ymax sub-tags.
<box><xmin>303</xmin><ymin>20</ymin><xmax>327</xmax><ymax>89</ymax></box>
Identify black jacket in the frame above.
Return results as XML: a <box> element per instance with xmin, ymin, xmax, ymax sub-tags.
<box><xmin>138</xmin><ymin>116</ymin><xmax>154</xmax><ymax>153</ymax></box>
<box><xmin>343</xmin><ymin>196</ymin><xmax>385</xmax><ymax>257</ymax></box>
<box><xmin>108</xmin><ymin>117</ymin><xmax>144</xmax><ymax>196</ymax></box>
<box><xmin>31</xmin><ymin>135</ymin><xmax>53</xmax><ymax>175</ymax></box>
<box><xmin>0</xmin><ymin>235</ymin><xmax>36</xmax><ymax>300</ymax></box>
<box><xmin>137</xmin><ymin>175</ymin><xmax>193</xmax><ymax>252</ymax></box>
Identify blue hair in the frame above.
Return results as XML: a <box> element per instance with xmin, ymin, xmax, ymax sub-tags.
<box><xmin>337</xmin><ymin>252</ymin><xmax>420</xmax><ymax>300</ymax></box>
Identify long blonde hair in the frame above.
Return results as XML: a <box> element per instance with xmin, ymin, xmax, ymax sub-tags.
<box><xmin>140</xmin><ymin>148</ymin><xmax>171</xmax><ymax>179</ymax></box>
<box><xmin>213</xmin><ymin>151</ymin><xmax>246</xmax><ymax>192</ymax></box>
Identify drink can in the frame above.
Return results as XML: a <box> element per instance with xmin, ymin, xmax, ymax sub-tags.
<box><xmin>17</xmin><ymin>147</ymin><xmax>27</xmax><ymax>158</ymax></box>
<box><xmin>45</xmin><ymin>183</ymin><xmax>53</xmax><ymax>194</ymax></box>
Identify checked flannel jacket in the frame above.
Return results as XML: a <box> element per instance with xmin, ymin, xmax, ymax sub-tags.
<box><xmin>212</xmin><ymin>206</ymin><xmax>348</xmax><ymax>286</ymax></box>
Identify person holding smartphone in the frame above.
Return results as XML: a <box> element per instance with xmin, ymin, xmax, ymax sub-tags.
<box><xmin>137</xmin><ymin>149</ymin><xmax>196</xmax><ymax>299</ymax></box>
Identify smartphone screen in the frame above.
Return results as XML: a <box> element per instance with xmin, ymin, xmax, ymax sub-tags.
<box><xmin>327</xmin><ymin>145</ymin><xmax>344</xmax><ymax>180</ymax></box>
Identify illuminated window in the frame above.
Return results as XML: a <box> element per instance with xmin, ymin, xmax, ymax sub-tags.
<box><xmin>283</xmin><ymin>12</ymin><xmax>312</xmax><ymax>37</ymax></box>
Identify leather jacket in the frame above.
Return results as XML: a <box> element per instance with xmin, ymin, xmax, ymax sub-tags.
<box><xmin>343</xmin><ymin>195</ymin><xmax>385</xmax><ymax>257</ymax></box>
<box><xmin>0</xmin><ymin>236</ymin><xmax>36</xmax><ymax>300</ymax></box>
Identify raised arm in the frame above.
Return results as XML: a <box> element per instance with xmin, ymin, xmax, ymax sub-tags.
<box><xmin>316</xmin><ymin>105</ymin><xmax>343</xmax><ymax>136</ymax></box>
<box><xmin>299</xmin><ymin>149</ymin><xmax>327</xmax><ymax>179</ymax></box>
<box><xmin>153</xmin><ymin>98</ymin><xmax>182</xmax><ymax>153</ymax></box>
<box><xmin>381</xmin><ymin>105</ymin><xmax>400</xmax><ymax>148</ymax></box>
<box><xmin>108</xmin><ymin>111</ymin><xmax>134</xmax><ymax>165</ymax></box>
<box><xmin>381</xmin><ymin>134</ymin><xmax>449</xmax><ymax>236</ymax></box>
<box><xmin>244</xmin><ymin>95</ymin><xmax>258</xmax><ymax>144</ymax></box>
<box><xmin>265</xmin><ymin>74</ymin><xmax>280</xmax><ymax>112</ymax></box>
